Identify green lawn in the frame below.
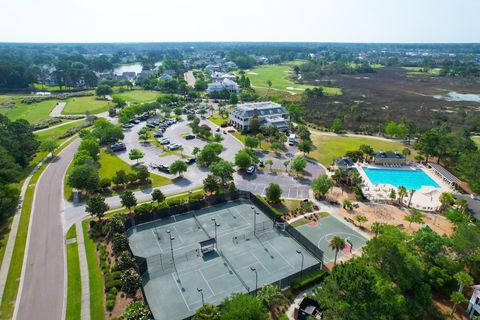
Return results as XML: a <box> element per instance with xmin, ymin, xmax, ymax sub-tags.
<box><xmin>35</xmin><ymin>120</ymin><xmax>86</xmax><ymax>143</ymax></box>
<box><xmin>244</xmin><ymin>61</ymin><xmax>341</xmax><ymax>97</ymax></box>
<box><xmin>0</xmin><ymin>99</ymin><xmax>58</xmax><ymax>124</ymax></box>
<box><xmin>402</xmin><ymin>66</ymin><xmax>442</xmax><ymax>76</ymax></box>
<box><xmin>472</xmin><ymin>137</ymin><xmax>480</xmax><ymax>147</ymax></box>
<box><xmin>82</xmin><ymin>220</ymin><xmax>105</xmax><ymax>320</ymax></box>
<box><xmin>62</xmin><ymin>97</ymin><xmax>111</xmax><ymax>115</ymax></box>
<box><xmin>209</xmin><ymin>114</ymin><xmax>227</xmax><ymax>126</ymax></box>
<box><xmin>65</xmin><ymin>225</ymin><xmax>81</xmax><ymax>320</ymax></box>
<box><xmin>112</xmin><ymin>90</ymin><xmax>163</xmax><ymax>103</ymax></box>
<box><xmin>310</xmin><ymin>134</ymin><xmax>415</xmax><ymax>166</ymax></box>
<box><xmin>33</xmin><ymin>83</ymin><xmax>74</xmax><ymax>91</ymax></box>
<box><xmin>98</xmin><ymin>150</ymin><xmax>171</xmax><ymax>187</ymax></box>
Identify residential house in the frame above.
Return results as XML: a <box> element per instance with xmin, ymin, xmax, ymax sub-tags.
<box><xmin>228</xmin><ymin>101</ymin><xmax>289</xmax><ymax>131</ymax></box>
<box><xmin>159</xmin><ymin>73</ymin><xmax>173</xmax><ymax>81</ymax></box>
<box><xmin>206</xmin><ymin>78</ymin><xmax>240</xmax><ymax>94</ymax></box>
<box><xmin>205</xmin><ymin>64</ymin><xmax>223</xmax><ymax>74</ymax></box>
<box><xmin>224</xmin><ymin>61</ymin><xmax>238</xmax><ymax>70</ymax></box>
<box><xmin>373</xmin><ymin>151</ymin><xmax>406</xmax><ymax>165</ymax></box>
<box><xmin>211</xmin><ymin>72</ymin><xmax>237</xmax><ymax>83</ymax></box>
<box><xmin>468</xmin><ymin>285</ymin><xmax>480</xmax><ymax>319</ymax></box>
<box><xmin>137</xmin><ymin>70</ymin><xmax>154</xmax><ymax>79</ymax></box>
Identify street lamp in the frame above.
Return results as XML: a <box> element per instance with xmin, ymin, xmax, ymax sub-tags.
<box><xmin>197</xmin><ymin>288</ymin><xmax>204</xmax><ymax>306</ymax></box>
<box><xmin>166</xmin><ymin>230</ymin><xmax>175</xmax><ymax>264</ymax></box>
<box><xmin>250</xmin><ymin>266</ymin><xmax>258</xmax><ymax>292</ymax></box>
<box><xmin>296</xmin><ymin>250</ymin><xmax>304</xmax><ymax>277</ymax></box>
<box><xmin>211</xmin><ymin>218</ymin><xmax>220</xmax><ymax>248</ymax></box>
<box><xmin>251</xmin><ymin>206</ymin><xmax>260</xmax><ymax>235</ymax></box>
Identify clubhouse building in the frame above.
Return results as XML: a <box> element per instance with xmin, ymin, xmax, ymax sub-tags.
<box><xmin>228</xmin><ymin>101</ymin><xmax>289</xmax><ymax>131</ymax></box>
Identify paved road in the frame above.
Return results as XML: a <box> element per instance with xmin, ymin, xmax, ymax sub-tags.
<box><xmin>184</xmin><ymin>71</ymin><xmax>196</xmax><ymax>87</ymax></box>
<box><xmin>15</xmin><ymin>139</ymin><xmax>80</xmax><ymax>320</ymax></box>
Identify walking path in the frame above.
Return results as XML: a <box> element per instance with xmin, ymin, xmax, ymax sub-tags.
<box><xmin>285</xmin><ymin>287</ymin><xmax>315</xmax><ymax>320</ymax></box>
<box><xmin>75</xmin><ymin>221</ymin><xmax>90</xmax><ymax>320</ymax></box>
<box><xmin>34</xmin><ymin>118</ymin><xmax>84</xmax><ymax>133</ymax></box>
<box><xmin>50</xmin><ymin>102</ymin><xmax>67</xmax><ymax>117</ymax></box>
<box><xmin>184</xmin><ymin>71</ymin><xmax>196</xmax><ymax>87</ymax></box>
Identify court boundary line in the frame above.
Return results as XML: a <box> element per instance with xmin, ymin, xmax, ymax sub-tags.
<box><xmin>171</xmin><ymin>272</ymin><xmax>191</xmax><ymax>311</ymax></box>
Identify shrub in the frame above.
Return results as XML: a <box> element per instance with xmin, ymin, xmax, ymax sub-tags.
<box><xmin>112</xmin><ymin>233</ymin><xmax>129</xmax><ymax>255</ymax></box>
<box><xmin>134</xmin><ymin>203</ymin><xmax>153</xmax><ymax>215</ymax></box>
<box><xmin>121</xmin><ymin>268</ymin><xmax>141</xmax><ymax>295</ymax></box>
<box><xmin>167</xmin><ymin>198</ymin><xmax>182</xmax><ymax>207</ymax></box>
<box><xmin>291</xmin><ymin>270</ymin><xmax>328</xmax><ymax>291</ymax></box>
<box><xmin>106</xmin><ymin>299</ymin><xmax>115</xmax><ymax>311</ymax></box>
<box><xmin>117</xmin><ymin>251</ymin><xmax>137</xmax><ymax>271</ymax></box>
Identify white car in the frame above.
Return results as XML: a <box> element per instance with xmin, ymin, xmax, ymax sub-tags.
<box><xmin>159</xmin><ymin>138</ymin><xmax>170</xmax><ymax>145</ymax></box>
<box><xmin>167</xmin><ymin>143</ymin><xmax>182</xmax><ymax>150</ymax></box>
<box><xmin>246</xmin><ymin>166</ymin><xmax>256</xmax><ymax>174</ymax></box>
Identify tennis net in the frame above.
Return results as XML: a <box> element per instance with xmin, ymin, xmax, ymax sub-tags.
<box><xmin>218</xmin><ymin>250</ymin><xmax>249</xmax><ymax>291</ymax></box>
<box><xmin>193</xmin><ymin>213</ymin><xmax>212</xmax><ymax>238</ymax></box>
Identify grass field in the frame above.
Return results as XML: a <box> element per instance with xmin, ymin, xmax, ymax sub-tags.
<box><xmin>98</xmin><ymin>150</ymin><xmax>171</xmax><ymax>187</ymax></box>
<box><xmin>402</xmin><ymin>66</ymin><xmax>442</xmax><ymax>76</ymax></box>
<box><xmin>65</xmin><ymin>225</ymin><xmax>81</xmax><ymax>320</ymax></box>
<box><xmin>82</xmin><ymin>220</ymin><xmax>105</xmax><ymax>320</ymax></box>
<box><xmin>112</xmin><ymin>90</ymin><xmax>162</xmax><ymax>103</ymax></box>
<box><xmin>0</xmin><ymin>99</ymin><xmax>58</xmax><ymax>124</ymax></box>
<box><xmin>472</xmin><ymin>136</ymin><xmax>480</xmax><ymax>147</ymax></box>
<box><xmin>62</xmin><ymin>96</ymin><xmax>111</xmax><ymax>115</ymax></box>
<box><xmin>35</xmin><ymin>120</ymin><xmax>86</xmax><ymax>143</ymax></box>
<box><xmin>310</xmin><ymin>134</ymin><xmax>415</xmax><ymax>166</ymax></box>
<box><xmin>244</xmin><ymin>61</ymin><xmax>342</xmax><ymax>97</ymax></box>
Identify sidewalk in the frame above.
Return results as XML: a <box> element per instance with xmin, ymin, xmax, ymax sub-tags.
<box><xmin>75</xmin><ymin>222</ymin><xmax>90</xmax><ymax>320</ymax></box>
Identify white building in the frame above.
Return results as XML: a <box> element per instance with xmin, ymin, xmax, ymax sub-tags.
<box><xmin>211</xmin><ymin>72</ymin><xmax>237</xmax><ymax>83</ymax></box>
<box><xmin>468</xmin><ymin>285</ymin><xmax>480</xmax><ymax>319</ymax></box>
<box><xmin>228</xmin><ymin>101</ymin><xmax>289</xmax><ymax>132</ymax></box>
<box><xmin>206</xmin><ymin>79</ymin><xmax>240</xmax><ymax>94</ymax></box>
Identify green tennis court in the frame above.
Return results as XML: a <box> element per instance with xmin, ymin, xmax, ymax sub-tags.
<box><xmin>127</xmin><ymin>199</ymin><xmax>320</xmax><ymax>320</ymax></box>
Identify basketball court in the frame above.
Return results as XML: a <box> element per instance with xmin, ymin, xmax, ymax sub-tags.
<box><xmin>127</xmin><ymin>199</ymin><xmax>320</xmax><ymax>320</ymax></box>
<box><xmin>295</xmin><ymin>215</ymin><xmax>368</xmax><ymax>263</ymax></box>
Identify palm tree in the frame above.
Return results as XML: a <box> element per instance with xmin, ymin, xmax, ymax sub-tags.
<box><xmin>266</xmin><ymin>80</ymin><xmax>272</xmax><ymax>92</ymax></box>
<box><xmin>402</xmin><ymin>147</ymin><xmax>411</xmax><ymax>160</ymax></box>
<box><xmin>398</xmin><ymin>186</ymin><xmax>408</xmax><ymax>206</ymax></box>
<box><xmin>439</xmin><ymin>192</ymin><xmax>455</xmax><ymax>212</ymax></box>
<box><xmin>348</xmin><ymin>170</ymin><xmax>361</xmax><ymax>186</ymax></box>
<box><xmin>407</xmin><ymin>189</ymin><xmax>415</xmax><ymax>208</ymax></box>
<box><xmin>329</xmin><ymin>236</ymin><xmax>346</xmax><ymax>265</ymax></box>
<box><xmin>371</xmin><ymin>222</ymin><xmax>384</xmax><ymax>237</ymax></box>
<box><xmin>455</xmin><ymin>198</ymin><xmax>468</xmax><ymax>212</ymax></box>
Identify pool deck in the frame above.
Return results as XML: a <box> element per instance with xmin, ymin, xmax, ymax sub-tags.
<box><xmin>357</xmin><ymin>163</ymin><xmax>454</xmax><ymax>212</ymax></box>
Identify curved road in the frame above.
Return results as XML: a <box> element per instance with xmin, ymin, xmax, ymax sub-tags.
<box><xmin>14</xmin><ymin>139</ymin><xmax>80</xmax><ymax>320</ymax></box>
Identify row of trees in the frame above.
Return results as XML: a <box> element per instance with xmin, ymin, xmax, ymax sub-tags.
<box><xmin>0</xmin><ymin>114</ymin><xmax>39</xmax><ymax>218</ymax></box>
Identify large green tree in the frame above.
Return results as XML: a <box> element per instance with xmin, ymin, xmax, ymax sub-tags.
<box><xmin>221</xmin><ymin>293</ymin><xmax>268</xmax><ymax>320</ymax></box>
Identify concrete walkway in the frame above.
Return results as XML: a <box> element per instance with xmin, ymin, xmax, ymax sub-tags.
<box><xmin>285</xmin><ymin>287</ymin><xmax>315</xmax><ymax>319</ymax></box>
<box><xmin>50</xmin><ymin>102</ymin><xmax>67</xmax><ymax>117</ymax></box>
<box><xmin>75</xmin><ymin>221</ymin><xmax>90</xmax><ymax>320</ymax></box>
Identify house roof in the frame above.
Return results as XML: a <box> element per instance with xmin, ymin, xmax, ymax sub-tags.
<box><xmin>429</xmin><ymin>163</ymin><xmax>461</xmax><ymax>184</ymax></box>
<box><xmin>454</xmin><ymin>194</ymin><xmax>480</xmax><ymax>220</ymax></box>
<box><xmin>335</xmin><ymin>157</ymin><xmax>354</xmax><ymax>166</ymax></box>
<box><xmin>374</xmin><ymin>151</ymin><xmax>404</xmax><ymax>159</ymax></box>
<box><xmin>229</xmin><ymin>102</ymin><xmax>287</xmax><ymax>118</ymax></box>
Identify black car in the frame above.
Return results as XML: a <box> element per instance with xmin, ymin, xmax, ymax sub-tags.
<box><xmin>146</xmin><ymin>123</ymin><xmax>156</xmax><ymax>128</ymax></box>
<box><xmin>184</xmin><ymin>158</ymin><xmax>196</xmax><ymax>165</ymax></box>
<box><xmin>185</xmin><ymin>134</ymin><xmax>195</xmax><ymax>140</ymax></box>
<box><xmin>153</xmin><ymin>131</ymin><xmax>163</xmax><ymax>138</ymax></box>
<box><xmin>157</xmin><ymin>164</ymin><xmax>170</xmax><ymax>173</ymax></box>
<box><xmin>110</xmin><ymin>142</ymin><xmax>126</xmax><ymax>152</ymax></box>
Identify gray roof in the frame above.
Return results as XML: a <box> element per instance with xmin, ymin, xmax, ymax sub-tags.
<box><xmin>335</xmin><ymin>157</ymin><xmax>354</xmax><ymax>167</ymax></box>
<box><xmin>429</xmin><ymin>163</ymin><xmax>461</xmax><ymax>184</ymax></box>
<box><xmin>454</xmin><ymin>194</ymin><xmax>480</xmax><ymax>220</ymax></box>
<box><xmin>229</xmin><ymin>102</ymin><xmax>286</xmax><ymax>118</ymax></box>
<box><xmin>374</xmin><ymin>151</ymin><xmax>404</xmax><ymax>159</ymax></box>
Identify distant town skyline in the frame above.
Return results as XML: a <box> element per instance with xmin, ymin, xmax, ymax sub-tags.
<box><xmin>1</xmin><ymin>0</ymin><xmax>479</xmax><ymax>43</ymax></box>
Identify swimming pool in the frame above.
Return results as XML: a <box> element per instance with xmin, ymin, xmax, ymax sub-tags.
<box><xmin>363</xmin><ymin>167</ymin><xmax>440</xmax><ymax>190</ymax></box>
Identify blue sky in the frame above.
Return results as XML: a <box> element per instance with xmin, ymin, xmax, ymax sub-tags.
<box><xmin>1</xmin><ymin>0</ymin><xmax>479</xmax><ymax>43</ymax></box>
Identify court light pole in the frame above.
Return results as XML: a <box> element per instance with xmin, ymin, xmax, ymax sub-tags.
<box><xmin>296</xmin><ymin>250</ymin><xmax>304</xmax><ymax>277</ymax></box>
<box><xmin>167</xmin><ymin>230</ymin><xmax>175</xmax><ymax>264</ymax></box>
<box><xmin>211</xmin><ymin>218</ymin><xmax>220</xmax><ymax>248</ymax></box>
<box><xmin>197</xmin><ymin>288</ymin><xmax>204</xmax><ymax>306</ymax></box>
<box><xmin>250</xmin><ymin>266</ymin><xmax>258</xmax><ymax>292</ymax></box>
<box><xmin>251</xmin><ymin>206</ymin><xmax>259</xmax><ymax>235</ymax></box>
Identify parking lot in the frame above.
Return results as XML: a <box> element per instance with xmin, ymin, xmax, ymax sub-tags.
<box><xmin>114</xmin><ymin>111</ymin><xmax>325</xmax><ymax>199</ymax></box>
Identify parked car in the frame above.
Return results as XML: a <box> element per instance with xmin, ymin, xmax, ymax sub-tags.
<box><xmin>110</xmin><ymin>142</ymin><xmax>126</xmax><ymax>152</ymax></box>
<box><xmin>146</xmin><ymin>122</ymin><xmax>156</xmax><ymax>128</ymax></box>
<box><xmin>159</xmin><ymin>138</ymin><xmax>170</xmax><ymax>145</ymax></box>
<box><xmin>258</xmin><ymin>161</ymin><xmax>265</xmax><ymax>167</ymax></box>
<box><xmin>132</xmin><ymin>119</ymin><xmax>140</xmax><ymax>124</ymax></box>
<box><xmin>167</xmin><ymin>143</ymin><xmax>181</xmax><ymax>150</ymax></box>
<box><xmin>223</xmin><ymin>130</ymin><xmax>227</xmax><ymax>135</ymax></box>
<box><xmin>246</xmin><ymin>166</ymin><xmax>256</xmax><ymax>174</ymax></box>
<box><xmin>185</xmin><ymin>134</ymin><xmax>195</xmax><ymax>140</ymax></box>
<box><xmin>184</xmin><ymin>158</ymin><xmax>196</xmax><ymax>165</ymax></box>
<box><xmin>216</xmin><ymin>128</ymin><xmax>220</xmax><ymax>132</ymax></box>
<box><xmin>153</xmin><ymin>131</ymin><xmax>163</xmax><ymax>138</ymax></box>
<box><xmin>157</xmin><ymin>164</ymin><xmax>170</xmax><ymax>173</ymax></box>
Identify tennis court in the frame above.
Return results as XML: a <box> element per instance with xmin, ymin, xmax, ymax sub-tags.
<box><xmin>295</xmin><ymin>215</ymin><xmax>368</xmax><ymax>263</ymax></box>
<box><xmin>127</xmin><ymin>199</ymin><xmax>320</xmax><ymax>320</ymax></box>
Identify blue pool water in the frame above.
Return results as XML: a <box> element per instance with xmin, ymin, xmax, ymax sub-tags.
<box><xmin>363</xmin><ymin>168</ymin><xmax>440</xmax><ymax>190</ymax></box>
